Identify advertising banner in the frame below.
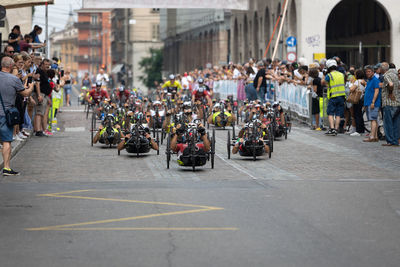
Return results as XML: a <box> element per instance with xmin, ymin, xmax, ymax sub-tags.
<box><xmin>275</xmin><ymin>82</ymin><xmax>310</xmax><ymax>118</ymax></box>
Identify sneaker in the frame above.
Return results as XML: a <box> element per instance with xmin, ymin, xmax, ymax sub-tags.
<box><xmin>350</xmin><ymin>132</ymin><xmax>361</xmax><ymax>137</ymax></box>
<box><xmin>44</xmin><ymin>130</ymin><xmax>53</xmax><ymax>136</ymax></box>
<box><xmin>18</xmin><ymin>132</ymin><xmax>27</xmax><ymax>139</ymax></box>
<box><xmin>3</xmin><ymin>168</ymin><xmax>20</xmax><ymax>176</ymax></box>
<box><xmin>13</xmin><ymin>135</ymin><xmax>24</xmax><ymax>141</ymax></box>
<box><xmin>35</xmin><ymin>131</ymin><xmax>46</xmax><ymax>137</ymax></box>
<box><xmin>325</xmin><ymin>129</ymin><xmax>337</xmax><ymax>136</ymax></box>
<box><xmin>346</xmin><ymin>127</ymin><xmax>356</xmax><ymax>135</ymax></box>
<box><xmin>315</xmin><ymin>127</ymin><xmax>322</xmax><ymax>131</ymax></box>
<box><xmin>21</xmin><ymin>130</ymin><xmax>30</xmax><ymax>137</ymax></box>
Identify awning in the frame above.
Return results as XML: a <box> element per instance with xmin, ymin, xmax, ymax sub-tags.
<box><xmin>1</xmin><ymin>0</ymin><xmax>54</xmax><ymax>9</ymax></box>
<box><xmin>111</xmin><ymin>64</ymin><xmax>123</xmax><ymax>74</ymax></box>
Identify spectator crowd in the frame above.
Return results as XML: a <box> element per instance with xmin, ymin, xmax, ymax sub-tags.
<box><xmin>0</xmin><ymin>24</ymin><xmax>66</xmax><ymax>176</ymax></box>
<box><xmin>157</xmin><ymin>56</ymin><xmax>400</xmax><ymax>147</ymax></box>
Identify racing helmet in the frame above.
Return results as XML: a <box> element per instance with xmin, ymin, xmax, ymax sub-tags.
<box><xmin>96</xmin><ymin>81</ymin><xmax>102</xmax><ymax>88</ymax></box>
<box><xmin>169</xmin><ymin>74</ymin><xmax>175</xmax><ymax>80</ymax></box>
<box><xmin>183</xmin><ymin>101</ymin><xmax>192</xmax><ymax>110</ymax></box>
<box><xmin>198</xmin><ymin>78</ymin><xmax>204</xmax><ymax>84</ymax></box>
<box><xmin>135</xmin><ymin>112</ymin><xmax>144</xmax><ymax>121</ymax></box>
<box><xmin>153</xmin><ymin>100</ymin><xmax>161</xmax><ymax>106</ymax></box>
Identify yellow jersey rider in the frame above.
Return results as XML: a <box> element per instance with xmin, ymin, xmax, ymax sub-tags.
<box><xmin>162</xmin><ymin>74</ymin><xmax>182</xmax><ymax>101</ymax></box>
<box><xmin>207</xmin><ymin>101</ymin><xmax>236</xmax><ymax>127</ymax></box>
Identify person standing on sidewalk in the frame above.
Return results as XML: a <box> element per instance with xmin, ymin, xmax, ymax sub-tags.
<box><xmin>254</xmin><ymin>61</ymin><xmax>267</xmax><ymax>103</ymax></box>
<box><xmin>322</xmin><ymin>59</ymin><xmax>346</xmax><ymax>136</ymax></box>
<box><xmin>0</xmin><ymin>57</ymin><xmax>34</xmax><ymax>176</ymax></box>
<box><xmin>363</xmin><ymin>65</ymin><xmax>382</xmax><ymax>142</ymax></box>
<box><xmin>381</xmin><ymin>62</ymin><xmax>400</xmax><ymax>146</ymax></box>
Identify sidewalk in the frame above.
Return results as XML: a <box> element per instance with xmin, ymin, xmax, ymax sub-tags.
<box><xmin>0</xmin><ymin>135</ymin><xmax>31</xmax><ymax>169</ymax></box>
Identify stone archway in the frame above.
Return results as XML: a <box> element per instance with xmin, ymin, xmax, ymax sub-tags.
<box><xmin>326</xmin><ymin>0</ymin><xmax>391</xmax><ymax>66</ymax></box>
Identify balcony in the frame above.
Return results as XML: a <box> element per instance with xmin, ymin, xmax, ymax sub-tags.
<box><xmin>75</xmin><ymin>55</ymin><xmax>101</xmax><ymax>64</ymax></box>
<box><xmin>78</xmin><ymin>40</ymin><xmax>102</xmax><ymax>47</ymax></box>
<box><xmin>74</xmin><ymin>22</ymin><xmax>102</xmax><ymax>30</ymax></box>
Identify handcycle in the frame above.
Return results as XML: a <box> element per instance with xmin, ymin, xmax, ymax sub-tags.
<box><xmin>227</xmin><ymin>119</ymin><xmax>272</xmax><ymax>161</ymax></box>
<box><xmin>118</xmin><ymin>118</ymin><xmax>160</xmax><ymax>157</ymax></box>
<box><xmin>166</xmin><ymin>120</ymin><xmax>216</xmax><ymax>171</ymax></box>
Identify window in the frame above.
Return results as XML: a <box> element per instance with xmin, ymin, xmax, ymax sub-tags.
<box><xmin>91</xmin><ymin>15</ymin><xmax>98</xmax><ymax>24</ymax></box>
<box><xmin>152</xmin><ymin>24</ymin><xmax>160</xmax><ymax>40</ymax></box>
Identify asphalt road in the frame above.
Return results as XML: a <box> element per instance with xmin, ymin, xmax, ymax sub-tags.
<box><xmin>1</xmin><ymin>98</ymin><xmax>400</xmax><ymax>267</ymax></box>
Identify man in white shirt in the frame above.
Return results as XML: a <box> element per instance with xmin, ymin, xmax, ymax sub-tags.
<box><xmin>96</xmin><ymin>68</ymin><xmax>109</xmax><ymax>87</ymax></box>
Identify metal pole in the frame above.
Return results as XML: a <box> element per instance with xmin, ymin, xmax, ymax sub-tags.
<box><xmin>45</xmin><ymin>2</ymin><xmax>49</xmax><ymax>58</ymax></box>
<box><xmin>272</xmin><ymin>0</ymin><xmax>289</xmax><ymax>61</ymax></box>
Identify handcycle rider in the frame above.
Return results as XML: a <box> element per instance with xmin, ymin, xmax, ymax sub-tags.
<box><xmin>170</xmin><ymin>120</ymin><xmax>210</xmax><ymax>166</ymax></box>
<box><xmin>161</xmin><ymin>74</ymin><xmax>182</xmax><ymax>102</ymax></box>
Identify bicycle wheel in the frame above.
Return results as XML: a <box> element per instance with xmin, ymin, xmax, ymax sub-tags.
<box><xmin>227</xmin><ymin>130</ymin><xmax>231</xmax><ymax>159</ymax></box>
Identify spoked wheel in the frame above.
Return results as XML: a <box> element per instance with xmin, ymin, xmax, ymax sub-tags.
<box><xmin>268</xmin><ymin>126</ymin><xmax>274</xmax><ymax>153</ymax></box>
<box><xmin>161</xmin><ymin>129</ymin><xmax>165</xmax><ymax>145</ymax></box>
<box><xmin>166</xmin><ymin>133</ymin><xmax>171</xmax><ymax>169</ymax></box>
<box><xmin>156</xmin><ymin>130</ymin><xmax>160</xmax><ymax>155</ymax></box>
<box><xmin>86</xmin><ymin>104</ymin><xmax>90</xmax><ymax>119</ymax></box>
<box><xmin>268</xmin><ymin>143</ymin><xmax>272</xmax><ymax>159</ymax></box>
<box><xmin>211</xmin><ymin>128</ymin><xmax>215</xmax><ymax>169</ymax></box>
<box><xmin>202</xmin><ymin>105</ymin><xmax>207</xmax><ymax>127</ymax></box>
<box><xmin>91</xmin><ymin>112</ymin><xmax>95</xmax><ymax>146</ymax></box>
<box><xmin>192</xmin><ymin>154</ymin><xmax>196</xmax><ymax>172</ymax></box>
<box><xmin>227</xmin><ymin>130</ymin><xmax>231</xmax><ymax>159</ymax></box>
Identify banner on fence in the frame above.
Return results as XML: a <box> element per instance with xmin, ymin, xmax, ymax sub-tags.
<box><xmin>275</xmin><ymin>82</ymin><xmax>310</xmax><ymax>118</ymax></box>
<box><xmin>213</xmin><ymin>80</ymin><xmax>238</xmax><ymax>100</ymax></box>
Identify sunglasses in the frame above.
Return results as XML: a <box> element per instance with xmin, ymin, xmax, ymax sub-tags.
<box><xmin>8</xmin><ymin>51</ymin><xmax>15</xmax><ymax>54</ymax></box>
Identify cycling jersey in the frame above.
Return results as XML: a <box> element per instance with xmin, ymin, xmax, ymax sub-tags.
<box><xmin>192</xmin><ymin>86</ymin><xmax>209</xmax><ymax>101</ymax></box>
<box><xmin>162</xmin><ymin>80</ymin><xmax>182</xmax><ymax>92</ymax></box>
<box><xmin>89</xmin><ymin>89</ymin><xmax>109</xmax><ymax>104</ymax></box>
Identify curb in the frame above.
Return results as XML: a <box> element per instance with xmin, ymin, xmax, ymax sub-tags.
<box><xmin>0</xmin><ymin>136</ymin><xmax>30</xmax><ymax>170</ymax></box>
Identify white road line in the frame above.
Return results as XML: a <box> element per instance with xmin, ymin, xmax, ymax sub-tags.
<box><xmin>215</xmin><ymin>152</ymin><xmax>259</xmax><ymax>180</ymax></box>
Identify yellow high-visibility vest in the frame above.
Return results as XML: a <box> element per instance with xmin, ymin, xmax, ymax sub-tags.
<box><xmin>327</xmin><ymin>71</ymin><xmax>346</xmax><ymax>99</ymax></box>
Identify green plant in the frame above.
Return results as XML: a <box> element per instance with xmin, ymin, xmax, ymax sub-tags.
<box><xmin>138</xmin><ymin>48</ymin><xmax>163</xmax><ymax>89</ymax></box>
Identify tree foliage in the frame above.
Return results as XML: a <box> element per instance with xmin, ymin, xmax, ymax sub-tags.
<box><xmin>138</xmin><ymin>48</ymin><xmax>163</xmax><ymax>89</ymax></box>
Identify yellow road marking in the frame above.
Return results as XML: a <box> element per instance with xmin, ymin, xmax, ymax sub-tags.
<box><xmin>26</xmin><ymin>190</ymin><xmax>235</xmax><ymax>232</ymax></box>
<box><xmin>38</xmin><ymin>192</ymin><xmax>220</xmax><ymax>209</ymax></box>
<box><xmin>38</xmin><ymin>190</ymin><xmax>93</xmax><ymax>196</ymax></box>
<box><xmin>26</xmin><ymin>208</ymin><xmax>217</xmax><ymax>231</ymax></box>
<box><xmin>39</xmin><ymin>227</ymin><xmax>239</xmax><ymax>231</ymax></box>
